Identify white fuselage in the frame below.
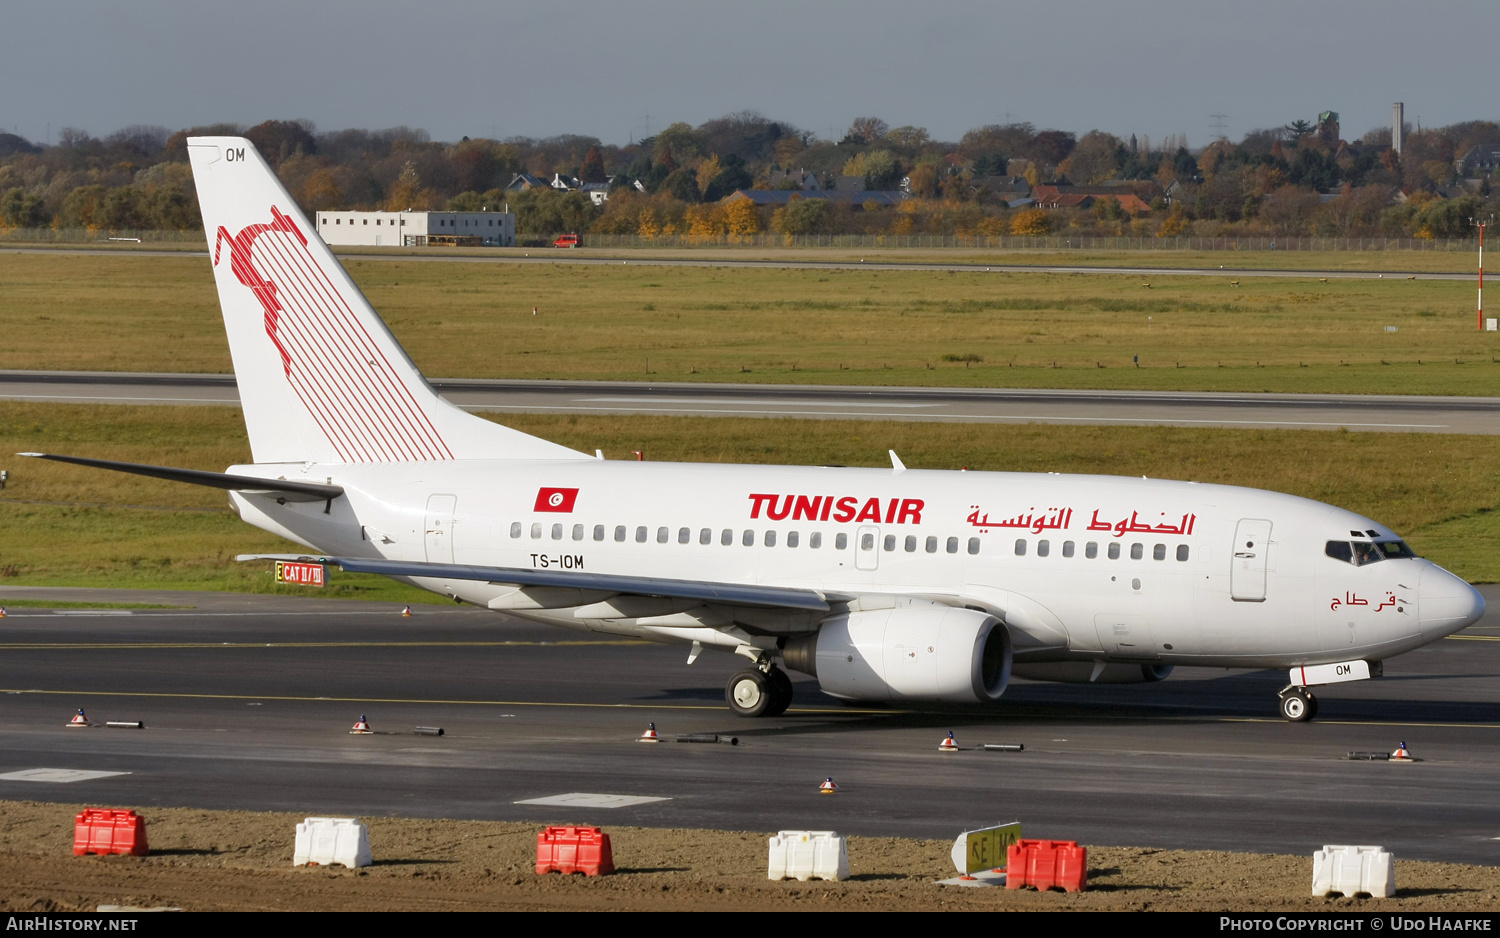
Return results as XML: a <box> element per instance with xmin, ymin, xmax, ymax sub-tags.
<box><xmin>227</xmin><ymin>458</ymin><xmax>1482</xmax><ymax>670</ymax></box>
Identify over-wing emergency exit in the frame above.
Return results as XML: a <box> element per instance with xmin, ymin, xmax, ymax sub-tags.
<box><xmin>22</xmin><ymin>137</ymin><xmax>1485</xmax><ymax>721</ymax></box>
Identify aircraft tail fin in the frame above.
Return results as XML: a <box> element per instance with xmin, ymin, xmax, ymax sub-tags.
<box><xmin>186</xmin><ymin>136</ymin><xmax>586</xmax><ymax>465</ymax></box>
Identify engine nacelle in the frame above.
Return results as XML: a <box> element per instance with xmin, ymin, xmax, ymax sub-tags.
<box><xmin>784</xmin><ymin>606</ymin><xmax>1011</xmax><ymax>703</ymax></box>
<box><xmin>1011</xmin><ymin>662</ymin><xmax>1174</xmax><ymax>684</ymax></box>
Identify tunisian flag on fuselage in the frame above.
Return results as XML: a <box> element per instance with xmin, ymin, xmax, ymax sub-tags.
<box><xmin>534</xmin><ymin>487</ymin><xmax>579</xmax><ymax>512</ymax></box>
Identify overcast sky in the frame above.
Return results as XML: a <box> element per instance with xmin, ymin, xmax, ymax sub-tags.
<box><xmin>4</xmin><ymin>0</ymin><xmax>1494</xmax><ymax>149</ymax></box>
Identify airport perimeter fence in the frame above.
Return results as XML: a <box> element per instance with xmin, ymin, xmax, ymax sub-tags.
<box><xmin>538</xmin><ymin>233</ymin><xmax>1481</xmax><ymax>252</ymax></box>
<box><xmin>0</xmin><ymin>227</ymin><xmax>1482</xmax><ymax>253</ymax></box>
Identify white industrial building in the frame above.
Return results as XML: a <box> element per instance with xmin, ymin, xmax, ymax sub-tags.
<box><xmin>314</xmin><ymin>210</ymin><xmax>515</xmax><ymax>247</ymax></box>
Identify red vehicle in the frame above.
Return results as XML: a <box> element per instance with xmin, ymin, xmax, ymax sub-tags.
<box><xmin>552</xmin><ymin>233</ymin><xmax>581</xmax><ymax>248</ymax></box>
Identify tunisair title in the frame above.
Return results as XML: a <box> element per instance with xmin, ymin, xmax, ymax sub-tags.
<box><xmin>748</xmin><ymin>494</ymin><xmax>925</xmax><ymax>525</ymax></box>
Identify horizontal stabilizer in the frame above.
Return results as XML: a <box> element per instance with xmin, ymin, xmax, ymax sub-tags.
<box><xmin>19</xmin><ymin>453</ymin><xmax>344</xmax><ymax>502</ymax></box>
<box><xmin>236</xmin><ymin>554</ymin><xmax>833</xmax><ymax>612</ymax></box>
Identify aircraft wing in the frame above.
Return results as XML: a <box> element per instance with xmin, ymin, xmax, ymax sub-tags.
<box><xmin>19</xmin><ymin>453</ymin><xmax>343</xmax><ymax>502</ymax></box>
<box><xmin>237</xmin><ymin>554</ymin><xmax>835</xmax><ymax>613</ymax></box>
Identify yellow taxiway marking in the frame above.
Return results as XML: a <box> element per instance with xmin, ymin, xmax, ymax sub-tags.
<box><xmin>1446</xmin><ymin>635</ymin><xmax>1500</xmax><ymax>642</ymax></box>
<box><xmin>0</xmin><ymin>687</ymin><xmax>882</xmax><ymax>715</ymax></box>
<box><xmin>0</xmin><ymin>640</ymin><xmax>650</xmax><ymax>650</ymax></box>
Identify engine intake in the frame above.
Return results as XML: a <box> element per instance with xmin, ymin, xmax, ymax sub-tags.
<box><xmin>784</xmin><ymin>606</ymin><xmax>1011</xmax><ymax>703</ymax></box>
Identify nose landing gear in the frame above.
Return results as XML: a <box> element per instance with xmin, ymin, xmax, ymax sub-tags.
<box><xmin>1279</xmin><ymin>685</ymin><xmax>1319</xmax><ymax>722</ymax></box>
<box><xmin>726</xmin><ymin>666</ymin><xmax>794</xmax><ymax>718</ymax></box>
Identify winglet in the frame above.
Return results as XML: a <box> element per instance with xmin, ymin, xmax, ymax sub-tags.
<box><xmin>889</xmin><ymin>450</ymin><xmax>906</xmax><ymax>473</ymax></box>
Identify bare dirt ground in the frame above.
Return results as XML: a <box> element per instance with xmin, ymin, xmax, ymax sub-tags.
<box><xmin>0</xmin><ymin>801</ymin><xmax>1497</xmax><ymax>912</ymax></box>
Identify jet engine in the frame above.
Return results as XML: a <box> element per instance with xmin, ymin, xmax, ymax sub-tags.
<box><xmin>783</xmin><ymin>606</ymin><xmax>1010</xmax><ymax>703</ymax></box>
<box><xmin>1011</xmin><ymin>662</ymin><xmax>1174</xmax><ymax>684</ymax></box>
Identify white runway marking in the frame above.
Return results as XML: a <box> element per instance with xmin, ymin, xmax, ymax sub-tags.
<box><xmin>0</xmin><ymin>768</ymin><xmax>130</xmax><ymax>783</ymax></box>
<box><xmin>515</xmin><ymin>792</ymin><xmax>671</xmax><ymax>809</ymax></box>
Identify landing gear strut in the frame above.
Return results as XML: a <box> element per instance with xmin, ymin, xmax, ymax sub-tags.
<box><xmin>726</xmin><ymin>666</ymin><xmax>793</xmax><ymax>718</ymax></box>
<box><xmin>1279</xmin><ymin>685</ymin><xmax>1319</xmax><ymax>722</ymax></box>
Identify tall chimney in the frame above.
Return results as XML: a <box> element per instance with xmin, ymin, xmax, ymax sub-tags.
<box><xmin>1393</xmin><ymin>102</ymin><xmax>1404</xmax><ymax>156</ymax></box>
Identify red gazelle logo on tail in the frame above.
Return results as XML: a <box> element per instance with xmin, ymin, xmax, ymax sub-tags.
<box><xmin>213</xmin><ymin>207</ymin><xmax>453</xmax><ymax>463</ymax></box>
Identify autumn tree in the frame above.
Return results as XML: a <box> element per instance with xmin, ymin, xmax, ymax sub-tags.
<box><xmin>772</xmin><ymin>196</ymin><xmax>830</xmax><ymax>236</ymax></box>
<box><xmin>580</xmin><ymin>145</ymin><xmax>607</xmax><ymax>184</ymax></box>
<box><xmin>845</xmin><ymin>117</ymin><xmax>889</xmax><ymax>144</ymax></box>
<box><xmin>1009</xmin><ymin>208</ymin><xmax>1050</xmax><ymax>236</ymax></box>
<box><xmin>725</xmin><ymin>197</ymin><xmax>761</xmax><ymax>239</ymax></box>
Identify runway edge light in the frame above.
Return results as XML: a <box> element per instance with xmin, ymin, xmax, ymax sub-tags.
<box><xmin>819</xmin><ymin>777</ymin><xmax>838</xmax><ymax>794</ymax></box>
<box><xmin>67</xmin><ymin>708</ymin><xmax>89</xmax><ymax>728</ymax></box>
<box><xmin>637</xmin><ymin>722</ymin><xmax>660</xmax><ymax>742</ymax></box>
<box><xmin>1391</xmin><ymin>741</ymin><xmax>1415</xmax><ymax>762</ymax></box>
<box><xmin>939</xmin><ymin>731</ymin><xmax>959</xmax><ymax>752</ymax></box>
<box><xmin>350</xmin><ymin>715</ymin><xmax>373</xmax><ymax>735</ymax></box>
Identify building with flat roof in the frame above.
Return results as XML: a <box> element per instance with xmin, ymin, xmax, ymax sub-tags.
<box><xmin>315</xmin><ymin>210</ymin><xmax>515</xmax><ymax>247</ymax></box>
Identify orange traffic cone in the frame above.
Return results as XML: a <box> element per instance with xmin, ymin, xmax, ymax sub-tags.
<box><xmin>818</xmin><ymin>777</ymin><xmax>838</xmax><ymax>794</ymax></box>
<box><xmin>939</xmin><ymin>731</ymin><xmax>959</xmax><ymax>752</ymax></box>
<box><xmin>67</xmin><ymin>708</ymin><xmax>89</xmax><ymax>728</ymax></box>
<box><xmin>637</xmin><ymin>722</ymin><xmax>660</xmax><ymax>743</ymax></box>
<box><xmin>350</xmin><ymin>714</ymin><xmax>373</xmax><ymax>735</ymax></box>
<box><xmin>1391</xmin><ymin>741</ymin><xmax>1415</xmax><ymax>762</ymax></box>
<box><xmin>401</xmin><ymin>606</ymin><xmax>412</xmax><ymax>617</ymax></box>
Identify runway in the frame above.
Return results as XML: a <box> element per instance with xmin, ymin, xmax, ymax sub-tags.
<box><xmin>2</xmin><ymin>585</ymin><xmax>1499</xmax><ymax>864</ymax></box>
<box><xmin>4</xmin><ymin>370</ymin><xmax>1498</xmax><ymax>434</ymax></box>
<box><xmin>0</xmin><ymin>245</ymin><xmax>1479</xmax><ymax>282</ymax></box>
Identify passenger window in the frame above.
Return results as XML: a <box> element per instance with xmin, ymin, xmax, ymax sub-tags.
<box><xmin>836</xmin><ymin>533</ymin><xmax>848</xmax><ymax>550</ymax></box>
<box><xmin>1153</xmin><ymin>544</ymin><xmax>1166</xmax><ymax>561</ymax></box>
<box><xmin>1086</xmin><ymin>541</ymin><xmax>1098</xmax><ymax>559</ymax></box>
<box><xmin>946</xmin><ymin>536</ymin><xmax>958</xmax><ymax>554</ymax></box>
<box><xmin>743</xmin><ymin>529</ymin><xmax>754</xmax><ymax>546</ymax></box>
<box><xmin>904</xmin><ymin>535</ymin><xmax>917</xmax><ymax>552</ymax></box>
<box><xmin>635</xmin><ymin>526</ymin><xmax>648</xmax><ymax>543</ymax></box>
<box><xmin>810</xmin><ymin>532</ymin><xmax>822</xmax><ymax>549</ymax></box>
<box><xmin>788</xmin><ymin>531</ymin><xmax>799</xmax><ymax>548</ymax></box>
<box><xmin>861</xmin><ymin>533</ymin><xmax>875</xmax><ymax>551</ymax></box>
<box><xmin>510</xmin><ymin>522</ymin><xmax>522</xmax><ymax>538</ymax></box>
<box><xmin>1107</xmin><ymin>543</ymin><xmax>1121</xmax><ymax>560</ymax></box>
<box><xmin>1130</xmin><ymin>543</ymin><xmax>1144</xmax><ymax>560</ymax></box>
<box><xmin>593</xmin><ymin>524</ymin><xmax>605</xmax><ymax>541</ymax></box>
<box><xmin>1062</xmin><ymin>540</ymin><xmax>1075</xmax><ymax>558</ymax></box>
<box><xmin>531</xmin><ymin>523</ymin><xmax>542</xmax><ymax>539</ymax></box>
<box><xmin>883</xmin><ymin>534</ymin><xmax>896</xmax><ymax>552</ymax></box>
<box><xmin>1037</xmin><ymin>539</ymin><xmax>1049</xmax><ymax>557</ymax></box>
<box><xmin>700</xmin><ymin>528</ymin><xmax>712</xmax><ymax>545</ymax></box>
<box><xmin>572</xmin><ymin>524</ymin><xmax>584</xmax><ymax>541</ymax></box>
<box><xmin>925</xmin><ymin>536</ymin><xmax>938</xmax><ymax>553</ymax></box>
<box><xmin>967</xmin><ymin>537</ymin><xmax>980</xmax><ymax>555</ymax></box>
<box><xmin>765</xmin><ymin>530</ymin><xmax>776</xmax><ymax>547</ymax></box>
<box><xmin>721</xmin><ymin>528</ymin><xmax>733</xmax><ymax>546</ymax></box>
<box><xmin>614</xmin><ymin>525</ymin><xmax>626</xmax><ymax>542</ymax></box>
<box><xmin>656</xmin><ymin>527</ymin><xmax>669</xmax><ymax>544</ymax></box>
<box><xmin>1015</xmin><ymin>539</ymin><xmax>1027</xmax><ymax>556</ymax></box>
<box><xmin>678</xmin><ymin>527</ymin><xmax>690</xmax><ymax>544</ymax></box>
<box><xmin>551</xmin><ymin>523</ymin><xmax>562</xmax><ymax>540</ymax></box>
<box><xmin>1176</xmin><ymin>544</ymin><xmax>1190</xmax><ymax>561</ymax></box>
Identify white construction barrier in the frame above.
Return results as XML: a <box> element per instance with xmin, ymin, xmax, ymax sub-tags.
<box><xmin>768</xmin><ymin>830</ymin><xmax>849</xmax><ymax>882</ymax></box>
<box><xmin>1312</xmin><ymin>844</ymin><xmax>1394</xmax><ymax>898</ymax></box>
<box><xmin>294</xmin><ymin>817</ymin><xmax>372</xmax><ymax>869</ymax></box>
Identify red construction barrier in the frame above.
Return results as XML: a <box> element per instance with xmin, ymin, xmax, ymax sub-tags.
<box><xmin>1005</xmin><ymin>839</ymin><xmax>1086</xmax><ymax>892</ymax></box>
<box><xmin>535</xmin><ymin>825</ymin><xmax>614</xmax><ymax>876</ymax></box>
<box><xmin>73</xmin><ymin>808</ymin><xmax>149</xmax><ymax>857</ymax></box>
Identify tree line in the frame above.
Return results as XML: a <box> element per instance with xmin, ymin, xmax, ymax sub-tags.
<box><xmin>1</xmin><ymin>112</ymin><xmax>1496</xmax><ymax>240</ymax></box>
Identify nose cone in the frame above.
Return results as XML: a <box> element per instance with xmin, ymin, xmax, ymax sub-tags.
<box><xmin>1419</xmin><ymin>563</ymin><xmax>1486</xmax><ymax>636</ymax></box>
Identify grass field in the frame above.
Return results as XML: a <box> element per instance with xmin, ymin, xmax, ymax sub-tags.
<box><xmin>3</xmin><ymin>251</ymin><xmax>1499</xmax><ymax>395</ymax></box>
<box><xmin>2</xmin><ymin>403</ymin><xmax>1498</xmax><ymax>591</ymax></box>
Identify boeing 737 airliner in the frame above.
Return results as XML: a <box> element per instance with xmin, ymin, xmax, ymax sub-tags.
<box><xmin>23</xmin><ymin>137</ymin><xmax>1486</xmax><ymax>720</ymax></box>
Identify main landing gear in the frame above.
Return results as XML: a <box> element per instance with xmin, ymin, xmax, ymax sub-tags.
<box><xmin>726</xmin><ymin>666</ymin><xmax>793</xmax><ymax>718</ymax></box>
<box><xmin>1279</xmin><ymin>685</ymin><xmax>1319</xmax><ymax>722</ymax></box>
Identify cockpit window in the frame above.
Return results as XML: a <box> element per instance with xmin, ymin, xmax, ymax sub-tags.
<box><xmin>1374</xmin><ymin>539</ymin><xmax>1418</xmax><ymax>560</ymax></box>
<box><xmin>1326</xmin><ymin>538</ymin><xmax>1418</xmax><ymax>566</ymax></box>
